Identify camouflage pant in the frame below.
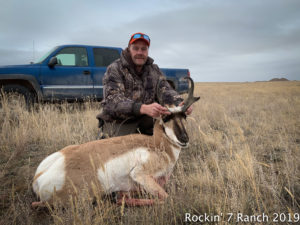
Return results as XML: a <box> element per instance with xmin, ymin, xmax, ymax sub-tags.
<box><xmin>99</xmin><ymin>116</ymin><xmax>154</xmax><ymax>138</ymax></box>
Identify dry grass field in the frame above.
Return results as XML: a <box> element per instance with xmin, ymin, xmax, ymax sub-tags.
<box><xmin>0</xmin><ymin>81</ymin><xmax>299</xmax><ymax>225</ymax></box>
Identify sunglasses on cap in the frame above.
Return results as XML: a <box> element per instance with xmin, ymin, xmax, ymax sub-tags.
<box><xmin>129</xmin><ymin>33</ymin><xmax>150</xmax><ymax>46</ymax></box>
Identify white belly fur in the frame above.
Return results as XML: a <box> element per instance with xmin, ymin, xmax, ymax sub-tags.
<box><xmin>32</xmin><ymin>152</ymin><xmax>66</xmax><ymax>201</ymax></box>
<box><xmin>97</xmin><ymin>147</ymin><xmax>150</xmax><ymax>193</ymax></box>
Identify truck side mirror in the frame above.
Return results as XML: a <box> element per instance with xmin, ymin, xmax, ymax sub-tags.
<box><xmin>48</xmin><ymin>57</ymin><xmax>58</xmax><ymax>68</ymax></box>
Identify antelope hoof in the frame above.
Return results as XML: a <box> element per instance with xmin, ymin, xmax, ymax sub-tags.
<box><xmin>31</xmin><ymin>201</ymin><xmax>46</xmax><ymax>209</ymax></box>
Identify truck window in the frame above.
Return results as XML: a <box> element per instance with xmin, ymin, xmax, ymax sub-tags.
<box><xmin>93</xmin><ymin>48</ymin><xmax>120</xmax><ymax>67</ymax></box>
<box><xmin>55</xmin><ymin>47</ymin><xmax>88</xmax><ymax>67</ymax></box>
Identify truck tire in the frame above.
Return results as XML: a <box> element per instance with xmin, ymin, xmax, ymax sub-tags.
<box><xmin>0</xmin><ymin>84</ymin><xmax>36</xmax><ymax>111</ymax></box>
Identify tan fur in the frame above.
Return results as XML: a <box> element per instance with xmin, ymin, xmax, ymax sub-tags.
<box><xmin>34</xmin><ymin>120</ymin><xmax>181</xmax><ymax>204</ymax></box>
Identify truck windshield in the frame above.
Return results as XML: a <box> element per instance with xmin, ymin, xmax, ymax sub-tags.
<box><xmin>35</xmin><ymin>46</ymin><xmax>59</xmax><ymax>64</ymax></box>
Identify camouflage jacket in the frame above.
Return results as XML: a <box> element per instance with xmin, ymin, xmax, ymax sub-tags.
<box><xmin>98</xmin><ymin>48</ymin><xmax>183</xmax><ymax>122</ymax></box>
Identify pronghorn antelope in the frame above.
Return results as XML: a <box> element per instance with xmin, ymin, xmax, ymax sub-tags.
<box><xmin>32</xmin><ymin>77</ymin><xmax>200</xmax><ymax>207</ymax></box>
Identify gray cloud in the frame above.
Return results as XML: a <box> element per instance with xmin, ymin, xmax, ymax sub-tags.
<box><xmin>0</xmin><ymin>0</ymin><xmax>299</xmax><ymax>81</ymax></box>
<box><xmin>139</xmin><ymin>0</ymin><xmax>300</xmax><ymax>81</ymax></box>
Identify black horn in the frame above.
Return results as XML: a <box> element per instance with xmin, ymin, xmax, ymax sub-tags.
<box><xmin>181</xmin><ymin>77</ymin><xmax>200</xmax><ymax>112</ymax></box>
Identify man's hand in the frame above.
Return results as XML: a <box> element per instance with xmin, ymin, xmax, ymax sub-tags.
<box><xmin>179</xmin><ymin>102</ymin><xmax>193</xmax><ymax>115</ymax></box>
<box><xmin>140</xmin><ymin>103</ymin><xmax>171</xmax><ymax>118</ymax></box>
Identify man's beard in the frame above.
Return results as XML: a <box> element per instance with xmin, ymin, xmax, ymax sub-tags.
<box><xmin>134</xmin><ymin>55</ymin><xmax>146</xmax><ymax>65</ymax></box>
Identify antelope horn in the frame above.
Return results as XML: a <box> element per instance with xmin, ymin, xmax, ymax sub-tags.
<box><xmin>181</xmin><ymin>77</ymin><xmax>200</xmax><ymax>112</ymax></box>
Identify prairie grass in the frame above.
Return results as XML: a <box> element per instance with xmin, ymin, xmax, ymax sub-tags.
<box><xmin>0</xmin><ymin>81</ymin><xmax>299</xmax><ymax>225</ymax></box>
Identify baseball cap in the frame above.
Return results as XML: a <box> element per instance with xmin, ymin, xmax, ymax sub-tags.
<box><xmin>129</xmin><ymin>32</ymin><xmax>150</xmax><ymax>46</ymax></box>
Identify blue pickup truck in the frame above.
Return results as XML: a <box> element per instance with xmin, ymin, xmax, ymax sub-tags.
<box><xmin>0</xmin><ymin>44</ymin><xmax>189</xmax><ymax>105</ymax></box>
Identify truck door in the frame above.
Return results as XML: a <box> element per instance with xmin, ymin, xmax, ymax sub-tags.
<box><xmin>41</xmin><ymin>47</ymin><xmax>93</xmax><ymax>100</ymax></box>
<box><xmin>92</xmin><ymin>47</ymin><xmax>121</xmax><ymax>99</ymax></box>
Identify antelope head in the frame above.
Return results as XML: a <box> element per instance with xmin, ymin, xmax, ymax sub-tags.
<box><xmin>157</xmin><ymin>77</ymin><xmax>200</xmax><ymax>148</ymax></box>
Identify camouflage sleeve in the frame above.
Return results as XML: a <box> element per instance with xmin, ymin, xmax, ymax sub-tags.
<box><xmin>154</xmin><ymin>65</ymin><xmax>183</xmax><ymax>106</ymax></box>
<box><xmin>102</xmin><ymin>64</ymin><xmax>137</xmax><ymax>120</ymax></box>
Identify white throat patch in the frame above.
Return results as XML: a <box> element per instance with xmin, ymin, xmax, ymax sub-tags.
<box><xmin>167</xmin><ymin>106</ymin><xmax>183</xmax><ymax>113</ymax></box>
<box><xmin>164</xmin><ymin>126</ymin><xmax>181</xmax><ymax>147</ymax></box>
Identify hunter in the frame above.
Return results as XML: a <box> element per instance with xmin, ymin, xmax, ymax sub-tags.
<box><xmin>97</xmin><ymin>32</ymin><xmax>192</xmax><ymax>137</ymax></box>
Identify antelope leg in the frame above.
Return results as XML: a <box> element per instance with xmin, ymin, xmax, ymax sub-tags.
<box><xmin>155</xmin><ymin>174</ymin><xmax>170</xmax><ymax>188</ymax></box>
<box><xmin>130</xmin><ymin>172</ymin><xmax>169</xmax><ymax>200</ymax></box>
<box><xmin>116</xmin><ymin>191</ymin><xmax>164</xmax><ymax>206</ymax></box>
<box><xmin>31</xmin><ymin>201</ymin><xmax>46</xmax><ymax>209</ymax></box>
<box><xmin>116</xmin><ymin>197</ymin><xmax>157</xmax><ymax>206</ymax></box>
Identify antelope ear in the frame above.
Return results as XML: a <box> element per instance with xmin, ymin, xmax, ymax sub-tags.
<box><xmin>159</xmin><ymin>117</ymin><xmax>164</xmax><ymax>125</ymax></box>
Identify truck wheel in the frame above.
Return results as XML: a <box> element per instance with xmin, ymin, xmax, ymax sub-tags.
<box><xmin>0</xmin><ymin>85</ymin><xmax>36</xmax><ymax>111</ymax></box>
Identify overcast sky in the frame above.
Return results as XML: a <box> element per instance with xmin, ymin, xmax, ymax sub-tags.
<box><xmin>1</xmin><ymin>0</ymin><xmax>299</xmax><ymax>82</ymax></box>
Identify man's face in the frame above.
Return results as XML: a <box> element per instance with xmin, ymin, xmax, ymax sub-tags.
<box><xmin>129</xmin><ymin>40</ymin><xmax>149</xmax><ymax>67</ymax></box>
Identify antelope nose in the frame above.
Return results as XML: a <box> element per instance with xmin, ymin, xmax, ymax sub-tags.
<box><xmin>180</xmin><ymin>133</ymin><xmax>189</xmax><ymax>143</ymax></box>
